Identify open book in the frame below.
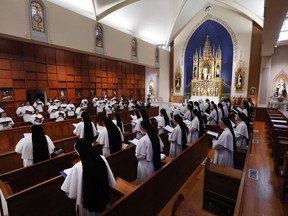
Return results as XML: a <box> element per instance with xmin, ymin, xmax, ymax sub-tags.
<box><xmin>206</xmin><ymin>130</ymin><xmax>219</xmax><ymax>139</ymax></box>
<box><xmin>153</xmin><ymin>115</ymin><xmax>162</xmax><ymax>122</ymax></box>
<box><xmin>164</xmin><ymin>125</ymin><xmax>174</xmax><ymax>133</ymax></box>
<box><xmin>129</xmin><ymin>138</ymin><xmax>139</xmax><ymax>145</ymax></box>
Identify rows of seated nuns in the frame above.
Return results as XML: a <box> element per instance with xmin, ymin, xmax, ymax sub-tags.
<box><xmin>265</xmin><ymin>108</ymin><xmax>288</xmax><ymax>203</ymax></box>
<box><xmin>0</xmin><ymin>97</ymin><xmax>253</xmax><ymax>216</ymax></box>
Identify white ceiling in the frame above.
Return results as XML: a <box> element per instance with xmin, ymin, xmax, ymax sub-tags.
<box><xmin>47</xmin><ymin>0</ymin><xmax>288</xmax><ymax>56</ymax></box>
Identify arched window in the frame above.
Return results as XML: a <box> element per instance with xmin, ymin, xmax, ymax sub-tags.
<box><xmin>31</xmin><ymin>1</ymin><xmax>45</xmax><ymax>32</ymax></box>
<box><xmin>96</xmin><ymin>24</ymin><xmax>103</xmax><ymax>48</ymax></box>
<box><xmin>28</xmin><ymin>0</ymin><xmax>48</xmax><ymax>42</ymax></box>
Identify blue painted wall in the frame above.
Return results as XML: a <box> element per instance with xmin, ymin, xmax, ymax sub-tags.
<box><xmin>184</xmin><ymin>20</ymin><xmax>233</xmax><ymax>96</ymax></box>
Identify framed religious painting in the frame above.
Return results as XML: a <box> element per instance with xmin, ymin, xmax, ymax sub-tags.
<box><xmin>59</xmin><ymin>89</ymin><xmax>67</xmax><ymax>99</ymax></box>
<box><xmin>75</xmin><ymin>89</ymin><xmax>82</xmax><ymax>98</ymax></box>
<box><xmin>90</xmin><ymin>89</ymin><xmax>96</xmax><ymax>97</ymax></box>
<box><xmin>1</xmin><ymin>89</ymin><xmax>13</xmax><ymax>101</ymax></box>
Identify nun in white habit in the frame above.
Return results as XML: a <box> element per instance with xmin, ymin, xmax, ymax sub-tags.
<box><xmin>15</xmin><ymin>125</ymin><xmax>55</xmax><ymax>167</ymax></box>
<box><xmin>212</xmin><ymin>117</ymin><xmax>235</xmax><ymax>168</ymax></box>
<box><xmin>235</xmin><ymin>113</ymin><xmax>249</xmax><ymax>151</ymax></box>
<box><xmin>169</xmin><ymin>114</ymin><xmax>187</xmax><ymax>157</ymax></box>
<box><xmin>61</xmin><ymin>138</ymin><xmax>116</xmax><ymax>216</ymax></box>
<box><xmin>135</xmin><ymin>120</ymin><xmax>164</xmax><ymax>184</ymax></box>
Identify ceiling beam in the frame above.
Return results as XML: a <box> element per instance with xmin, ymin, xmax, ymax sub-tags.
<box><xmin>215</xmin><ymin>0</ymin><xmax>263</xmax><ymax>27</ymax></box>
<box><xmin>165</xmin><ymin>0</ymin><xmax>189</xmax><ymax>47</ymax></box>
<box><xmin>96</xmin><ymin>0</ymin><xmax>140</xmax><ymax>21</ymax></box>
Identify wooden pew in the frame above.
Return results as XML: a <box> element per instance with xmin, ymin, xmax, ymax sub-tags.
<box><xmin>0</xmin><ymin>135</ymin><xmax>79</xmax><ymax>174</ymax></box>
<box><xmin>0</xmin><ymin>142</ymin><xmax>139</xmax><ymax>216</ymax></box>
<box><xmin>203</xmin><ymin>159</ymin><xmax>242</xmax><ymax>215</ymax></box>
<box><xmin>274</xmin><ymin>136</ymin><xmax>288</xmax><ymax>175</ymax></box>
<box><xmin>101</xmin><ymin>135</ymin><xmax>209</xmax><ymax>215</ymax></box>
<box><xmin>281</xmin><ymin>151</ymin><xmax>288</xmax><ymax>202</ymax></box>
<box><xmin>0</xmin><ymin>151</ymin><xmax>76</xmax><ymax>192</ymax></box>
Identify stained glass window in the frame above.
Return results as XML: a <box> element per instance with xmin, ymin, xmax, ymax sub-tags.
<box><xmin>31</xmin><ymin>1</ymin><xmax>45</xmax><ymax>33</ymax></box>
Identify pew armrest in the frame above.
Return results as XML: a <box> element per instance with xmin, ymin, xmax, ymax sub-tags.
<box><xmin>112</xmin><ymin>177</ymin><xmax>136</xmax><ymax>196</ymax></box>
<box><xmin>0</xmin><ymin>180</ymin><xmax>13</xmax><ymax>198</ymax></box>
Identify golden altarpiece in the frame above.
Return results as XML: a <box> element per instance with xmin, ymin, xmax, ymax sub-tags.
<box><xmin>191</xmin><ymin>36</ymin><xmax>224</xmax><ymax>98</ymax></box>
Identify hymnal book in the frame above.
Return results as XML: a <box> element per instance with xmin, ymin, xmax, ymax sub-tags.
<box><xmin>21</xmin><ymin>133</ymin><xmax>32</xmax><ymax>138</ymax></box>
<box><xmin>236</xmin><ymin>107</ymin><xmax>243</xmax><ymax>112</ymax></box>
<box><xmin>183</xmin><ymin>119</ymin><xmax>191</xmax><ymax>125</ymax></box>
<box><xmin>129</xmin><ymin>138</ymin><xmax>139</xmax><ymax>145</ymax></box>
<box><xmin>35</xmin><ymin>117</ymin><xmax>43</xmax><ymax>122</ymax></box>
<box><xmin>231</xmin><ymin>108</ymin><xmax>238</xmax><ymax>114</ymax></box>
<box><xmin>164</xmin><ymin>125</ymin><xmax>174</xmax><ymax>133</ymax></box>
<box><xmin>25</xmin><ymin>110</ymin><xmax>33</xmax><ymax>114</ymax></box>
<box><xmin>0</xmin><ymin>120</ymin><xmax>11</xmax><ymax>125</ymax></box>
<box><xmin>206</xmin><ymin>130</ymin><xmax>219</xmax><ymax>139</ymax></box>
<box><xmin>153</xmin><ymin>115</ymin><xmax>162</xmax><ymax>122</ymax></box>
<box><xmin>59</xmin><ymin>112</ymin><xmax>65</xmax><ymax>117</ymax></box>
<box><xmin>51</xmin><ymin>109</ymin><xmax>57</xmax><ymax>113</ymax></box>
<box><xmin>271</xmin><ymin>119</ymin><xmax>287</xmax><ymax>123</ymax></box>
<box><xmin>60</xmin><ymin>167</ymin><xmax>72</xmax><ymax>178</ymax></box>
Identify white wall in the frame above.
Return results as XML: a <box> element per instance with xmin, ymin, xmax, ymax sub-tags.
<box><xmin>173</xmin><ymin>3</ymin><xmax>253</xmax><ymax>98</ymax></box>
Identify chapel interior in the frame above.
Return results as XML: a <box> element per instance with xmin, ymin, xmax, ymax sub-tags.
<box><xmin>0</xmin><ymin>0</ymin><xmax>288</xmax><ymax>215</ymax></box>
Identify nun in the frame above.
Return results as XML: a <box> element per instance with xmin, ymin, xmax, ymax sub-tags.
<box><xmin>15</xmin><ymin>125</ymin><xmax>55</xmax><ymax>167</ymax></box>
<box><xmin>61</xmin><ymin>138</ymin><xmax>116</xmax><ymax>215</ymax></box>
<box><xmin>96</xmin><ymin>117</ymin><xmax>124</xmax><ymax>156</ymax></box>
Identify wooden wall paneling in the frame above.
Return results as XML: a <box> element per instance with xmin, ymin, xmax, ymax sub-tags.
<box><xmin>46</xmin><ymin>47</ymin><xmax>56</xmax><ymax>65</ymax></box>
<box><xmin>26</xmin><ymin>80</ymin><xmax>37</xmax><ymax>88</ymax></box>
<box><xmin>48</xmin><ymin>89</ymin><xmax>58</xmax><ymax>98</ymax></box>
<box><xmin>74</xmin><ymin>67</ymin><xmax>81</xmax><ymax>76</ymax></box>
<box><xmin>101</xmin><ymin>71</ymin><xmax>107</xmax><ymax>77</ymax></box>
<box><xmin>36</xmin><ymin>63</ymin><xmax>47</xmax><ymax>73</ymax></box>
<box><xmin>107</xmin><ymin>89</ymin><xmax>113</xmax><ymax>97</ymax></box>
<box><xmin>0</xmin><ymin>79</ymin><xmax>13</xmax><ymax>87</ymax></box>
<box><xmin>64</xmin><ymin>51</ymin><xmax>74</xmax><ymax>66</ymax></box>
<box><xmin>74</xmin><ymin>75</ymin><xmax>82</xmax><ymax>82</ymax></box>
<box><xmin>13</xmin><ymin>80</ymin><xmax>26</xmax><ymax>88</ymax></box>
<box><xmin>118</xmin><ymin>89</ymin><xmax>123</xmax><ymax>97</ymax></box>
<box><xmin>65</xmin><ymin>66</ymin><xmax>75</xmax><ymax>75</ymax></box>
<box><xmin>35</xmin><ymin>46</ymin><xmax>47</xmax><ymax>63</ymax></box>
<box><xmin>82</xmin><ymin>89</ymin><xmax>89</xmax><ymax>97</ymax></box>
<box><xmin>24</xmin><ymin>61</ymin><xmax>36</xmax><ymax>72</ymax></box>
<box><xmin>74</xmin><ymin>82</ymin><xmax>82</xmax><ymax>88</ymax></box>
<box><xmin>102</xmin><ymin>78</ymin><xmax>108</xmax><ymax>83</ymax></box>
<box><xmin>56</xmin><ymin>50</ymin><xmax>65</xmax><ymax>65</ymax></box>
<box><xmin>0</xmin><ymin>70</ymin><xmax>12</xmax><ymax>78</ymax></box>
<box><xmin>101</xmin><ymin>58</ymin><xmax>107</xmax><ymax>71</ymax></box>
<box><xmin>0</xmin><ymin>38</ymin><xmax>10</xmax><ymax>59</ymax></box>
<box><xmin>95</xmin><ymin>68</ymin><xmax>101</xmax><ymax>77</ymax></box>
<box><xmin>112</xmin><ymin>76</ymin><xmax>118</xmax><ymax>84</ymax></box>
<box><xmin>96</xmin><ymin>77</ymin><xmax>101</xmax><ymax>83</ymax></box>
<box><xmin>96</xmin><ymin>89</ymin><xmax>102</xmax><ymax>97</ymax></box>
<box><xmin>47</xmin><ymin>73</ymin><xmax>57</xmax><ymax>81</ymax></box>
<box><xmin>56</xmin><ymin>65</ymin><xmax>65</xmax><ymax>74</ymax></box>
<box><xmin>81</xmin><ymin>55</ymin><xmax>89</xmax><ymax>69</ymax></box>
<box><xmin>102</xmin><ymin>83</ymin><xmax>107</xmax><ymax>88</ymax></box>
<box><xmin>82</xmin><ymin>76</ymin><xmax>89</xmax><ymax>83</ymax></box>
<box><xmin>57</xmin><ymin>74</ymin><xmax>66</xmax><ymax>81</ymax></box>
<box><xmin>74</xmin><ymin>53</ymin><xmax>81</xmax><ymax>68</ymax></box>
<box><xmin>23</xmin><ymin>43</ymin><xmax>35</xmax><ymax>62</ymax></box>
<box><xmin>95</xmin><ymin>57</ymin><xmax>101</xmax><ymax>70</ymax></box>
<box><xmin>14</xmin><ymin>89</ymin><xmax>26</xmax><ymax>101</ymax></box>
<box><xmin>66</xmin><ymin>82</ymin><xmax>75</xmax><ymax>89</ymax></box>
<box><xmin>66</xmin><ymin>75</ymin><xmax>74</xmax><ymax>82</ymax></box>
<box><xmin>89</xmin><ymin>69</ymin><xmax>96</xmax><ymax>78</ymax></box>
<box><xmin>47</xmin><ymin>64</ymin><xmax>57</xmax><ymax>73</ymax></box>
<box><xmin>0</xmin><ymin>59</ymin><xmax>11</xmax><ymax>70</ymax></box>
<box><xmin>11</xmin><ymin>60</ymin><xmax>24</xmax><ymax>71</ymax></box>
<box><xmin>108</xmin><ymin>83</ymin><xmax>113</xmax><ymax>89</ymax></box>
<box><xmin>67</xmin><ymin>89</ymin><xmax>75</xmax><ymax>99</ymax></box>
<box><xmin>37</xmin><ymin>80</ymin><xmax>48</xmax><ymax>88</ymax></box>
<box><xmin>82</xmin><ymin>68</ymin><xmax>88</xmax><ymax>76</ymax></box>
<box><xmin>58</xmin><ymin>81</ymin><xmax>66</xmax><ymax>88</ymax></box>
<box><xmin>48</xmin><ymin>81</ymin><xmax>58</xmax><ymax>88</ymax></box>
<box><xmin>36</xmin><ymin>73</ymin><xmax>47</xmax><ymax>80</ymax></box>
<box><xmin>9</xmin><ymin>41</ymin><xmax>22</xmax><ymax>60</ymax></box>
<box><xmin>25</xmin><ymin>72</ymin><xmax>36</xmax><ymax>80</ymax></box>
